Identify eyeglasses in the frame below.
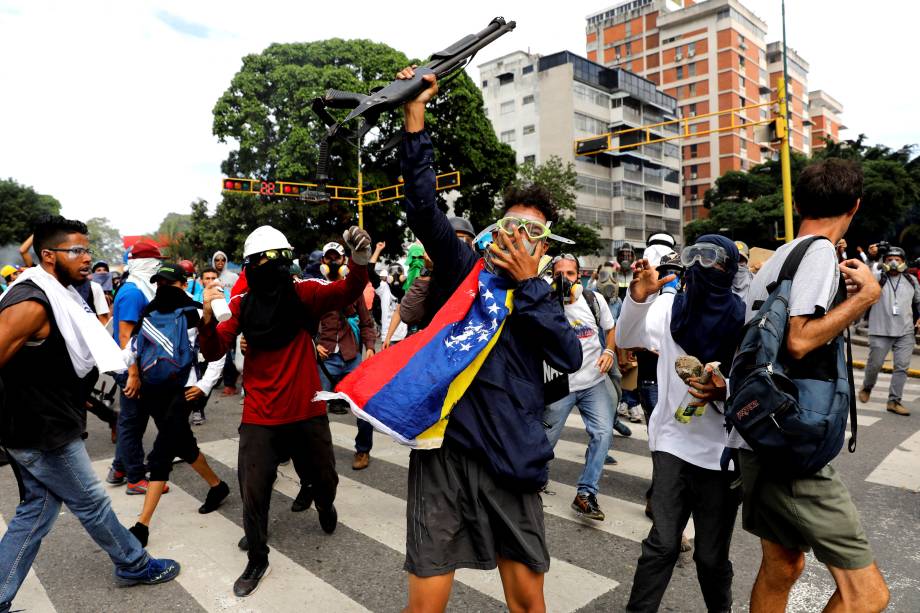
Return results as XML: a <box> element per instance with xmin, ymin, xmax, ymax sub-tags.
<box><xmin>245</xmin><ymin>248</ymin><xmax>294</xmax><ymax>265</ymax></box>
<box><xmin>680</xmin><ymin>242</ymin><xmax>728</xmax><ymax>268</ymax></box>
<box><xmin>45</xmin><ymin>247</ymin><xmax>94</xmax><ymax>258</ymax></box>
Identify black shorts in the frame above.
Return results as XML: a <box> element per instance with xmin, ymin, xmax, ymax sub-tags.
<box><xmin>404</xmin><ymin>444</ymin><xmax>549</xmax><ymax>577</ymax></box>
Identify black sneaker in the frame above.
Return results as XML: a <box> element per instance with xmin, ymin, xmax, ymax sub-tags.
<box><xmin>291</xmin><ymin>484</ymin><xmax>313</xmax><ymax>513</ymax></box>
<box><xmin>198</xmin><ymin>481</ymin><xmax>230</xmax><ymax>514</ymax></box>
<box><xmin>571</xmin><ymin>493</ymin><xmax>605</xmax><ymax>521</ymax></box>
<box><xmin>233</xmin><ymin>560</ymin><xmax>271</xmax><ymax>597</ymax></box>
<box><xmin>238</xmin><ymin>535</ymin><xmax>249</xmax><ymax>551</ymax></box>
<box><xmin>128</xmin><ymin>522</ymin><xmax>149</xmax><ymax>547</ymax></box>
<box><xmin>318</xmin><ymin>504</ymin><xmax>337</xmax><ymax>534</ymax></box>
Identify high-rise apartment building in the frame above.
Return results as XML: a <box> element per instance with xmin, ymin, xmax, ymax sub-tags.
<box><xmin>586</xmin><ymin>0</ymin><xmax>772</xmax><ymax>222</ymax></box>
<box><xmin>478</xmin><ymin>50</ymin><xmax>681</xmax><ymax>264</ymax></box>
<box><xmin>808</xmin><ymin>90</ymin><xmax>845</xmax><ymax>149</ymax></box>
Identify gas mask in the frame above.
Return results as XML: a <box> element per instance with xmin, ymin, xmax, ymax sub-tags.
<box><xmin>882</xmin><ymin>259</ymin><xmax>907</xmax><ymax>273</ymax></box>
<box><xmin>596</xmin><ymin>264</ymin><xmax>619</xmax><ymax>301</ymax></box>
<box><xmin>551</xmin><ymin>273</ymin><xmax>583</xmax><ymax>305</ymax></box>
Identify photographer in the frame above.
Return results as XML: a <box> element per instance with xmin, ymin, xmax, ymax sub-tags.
<box><xmin>859</xmin><ymin>245</ymin><xmax>920</xmax><ymax>416</ymax></box>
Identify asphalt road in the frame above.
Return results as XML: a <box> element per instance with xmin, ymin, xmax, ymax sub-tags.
<box><xmin>1</xmin><ymin>364</ymin><xmax>919</xmax><ymax>612</ymax></box>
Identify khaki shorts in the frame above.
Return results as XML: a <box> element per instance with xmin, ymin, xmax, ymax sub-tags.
<box><xmin>739</xmin><ymin>450</ymin><xmax>874</xmax><ymax>570</ymax></box>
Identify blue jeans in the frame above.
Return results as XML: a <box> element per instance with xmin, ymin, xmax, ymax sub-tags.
<box><xmin>543</xmin><ymin>380</ymin><xmax>615</xmax><ymax>496</ymax></box>
<box><xmin>320</xmin><ymin>353</ymin><xmax>371</xmax><ymax>453</ymax></box>
<box><xmin>0</xmin><ymin>439</ymin><xmax>149</xmax><ymax>610</ymax></box>
<box><xmin>639</xmin><ymin>379</ymin><xmax>659</xmax><ymax>423</ymax></box>
<box><xmin>622</xmin><ymin>388</ymin><xmax>640</xmax><ymax>408</ymax></box>
<box><xmin>112</xmin><ymin>373</ymin><xmax>150</xmax><ymax>483</ymax></box>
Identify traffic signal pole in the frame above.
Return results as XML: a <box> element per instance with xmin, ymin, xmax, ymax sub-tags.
<box><xmin>777</xmin><ymin>76</ymin><xmax>794</xmax><ymax>244</ymax></box>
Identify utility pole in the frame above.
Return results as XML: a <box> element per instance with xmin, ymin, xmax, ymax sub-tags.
<box><xmin>778</xmin><ymin>0</ymin><xmax>794</xmax><ymax>243</ymax></box>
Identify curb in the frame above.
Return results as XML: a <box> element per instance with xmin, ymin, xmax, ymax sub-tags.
<box><xmin>851</xmin><ymin>359</ymin><xmax>920</xmax><ymax>379</ymax></box>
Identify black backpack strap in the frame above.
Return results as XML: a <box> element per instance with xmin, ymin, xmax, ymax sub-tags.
<box><xmin>846</xmin><ymin>327</ymin><xmax>858</xmax><ymax>453</ymax></box>
<box><xmin>583</xmin><ymin>289</ymin><xmax>602</xmax><ymax>330</ymax></box>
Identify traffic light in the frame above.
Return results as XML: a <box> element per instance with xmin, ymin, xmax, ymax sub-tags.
<box><xmin>222</xmin><ymin>178</ymin><xmax>257</xmax><ymax>193</ymax></box>
<box><xmin>575</xmin><ymin>134</ymin><xmax>611</xmax><ymax>156</ymax></box>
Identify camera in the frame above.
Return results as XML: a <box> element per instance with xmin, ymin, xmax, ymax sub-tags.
<box><xmin>877</xmin><ymin>241</ymin><xmax>890</xmax><ymax>257</ymax></box>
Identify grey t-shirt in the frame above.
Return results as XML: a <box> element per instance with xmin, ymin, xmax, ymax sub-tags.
<box><xmin>744</xmin><ymin>236</ymin><xmax>839</xmax><ymax>323</ymax></box>
<box><xmin>868</xmin><ymin>271</ymin><xmax>919</xmax><ymax>337</ymax></box>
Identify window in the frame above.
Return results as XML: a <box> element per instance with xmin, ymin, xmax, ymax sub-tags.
<box><xmin>688</xmin><ymin>62</ymin><xmax>696</xmax><ymax>76</ymax></box>
<box><xmin>689</xmin><ymin>102</ymin><xmax>697</xmax><ymax>116</ymax></box>
<box><xmin>500</xmin><ymin>101</ymin><xmax>514</xmax><ymax>115</ymax></box>
<box><xmin>739</xmin><ymin>75</ymin><xmax>745</xmax><ymax>90</ymax></box>
<box><xmin>688</xmin><ymin>82</ymin><xmax>696</xmax><ymax>96</ymax></box>
<box><xmin>524</xmin><ymin>155</ymin><xmax>535</xmax><ymax>164</ymax></box>
<box><xmin>664</xmin><ymin>142</ymin><xmax>679</xmax><ymax>158</ymax></box>
<box><xmin>482</xmin><ymin>80</ymin><xmax>488</xmax><ymax>88</ymax></box>
<box><xmin>522</xmin><ymin>94</ymin><xmax>534</xmax><ymax>105</ymax></box>
<box><xmin>738</xmin><ymin>54</ymin><xmax>745</xmax><ymax>68</ymax></box>
<box><xmin>690</xmin><ymin>143</ymin><xmax>698</xmax><ymax>157</ymax></box>
<box><xmin>500</xmin><ymin>130</ymin><xmax>515</xmax><ymax>143</ymax></box>
<box><xmin>676</xmin><ymin>66</ymin><xmax>683</xmax><ymax>79</ymax></box>
<box><xmin>687</xmin><ymin>41</ymin><xmax>696</xmax><ymax>55</ymax></box>
<box><xmin>739</xmin><ymin>95</ymin><xmax>745</xmax><ymax>108</ymax></box>
<box><xmin>498</xmin><ymin>73</ymin><xmax>514</xmax><ymax>85</ymax></box>
<box><xmin>523</xmin><ymin>124</ymin><xmax>535</xmax><ymax>135</ymax></box>
<box><xmin>522</xmin><ymin>65</ymin><xmax>534</xmax><ymax>75</ymax></box>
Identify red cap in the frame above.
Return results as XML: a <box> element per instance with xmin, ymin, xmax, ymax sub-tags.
<box><xmin>130</xmin><ymin>240</ymin><xmax>163</xmax><ymax>259</ymax></box>
<box><xmin>178</xmin><ymin>259</ymin><xmax>196</xmax><ymax>275</ymax></box>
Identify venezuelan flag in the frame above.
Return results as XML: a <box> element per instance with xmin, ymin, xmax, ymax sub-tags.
<box><xmin>316</xmin><ymin>260</ymin><xmax>514</xmax><ymax>448</ymax></box>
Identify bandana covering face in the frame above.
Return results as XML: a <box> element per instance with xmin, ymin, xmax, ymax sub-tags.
<box><xmin>404</xmin><ymin>244</ymin><xmax>426</xmax><ymax>291</ymax></box>
<box><xmin>239</xmin><ymin>259</ymin><xmax>308</xmax><ymax>350</ymax></box>
<box><xmin>125</xmin><ymin>258</ymin><xmax>161</xmax><ymax>301</ymax></box>
<box><xmin>669</xmin><ymin>234</ymin><xmax>745</xmax><ymax>367</ymax></box>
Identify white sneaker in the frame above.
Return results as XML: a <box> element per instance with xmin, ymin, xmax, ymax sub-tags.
<box><xmin>191</xmin><ymin>411</ymin><xmax>204</xmax><ymax>426</ymax></box>
<box><xmin>628</xmin><ymin>405</ymin><xmax>643</xmax><ymax>423</ymax></box>
<box><xmin>617</xmin><ymin>402</ymin><xmax>629</xmax><ymax>417</ymax></box>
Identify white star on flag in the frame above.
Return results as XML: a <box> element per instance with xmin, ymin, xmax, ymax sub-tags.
<box><xmin>482</xmin><ymin>288</ymin><xmax>494</xmax><ymax>300</ymax></box>
<box><xmin>460</xmin><ymin>342</ymin><xmax>473</xmax><ymax>351</ymax></box>
<box><xmin>487</xmin><ymin>303</ymin><xmax>500</xmax><ymax>315</ymax></box>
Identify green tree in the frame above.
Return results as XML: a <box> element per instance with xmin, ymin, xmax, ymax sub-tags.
<box><xmin>207</xmin><ymin>38</ymin><xmax>516</xmax><ymax>258</ymax></box>
<box><xmin>85</xmin><ymin>217</ymin><xmax>123</xmax><ymax>264</ymax></box>
<box><xmin>0</xmin><ymin>178</ymin><xmax>61</xmax><ymax>245</ymax></box>
<box><xmin>511</xmin><ymin>156</ymin><xmax>602</xmax><ymax>257</ymax></box>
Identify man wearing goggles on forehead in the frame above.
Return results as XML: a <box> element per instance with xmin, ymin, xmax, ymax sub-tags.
<box><xmin>617</xmin><ymin>234</ymin><xmax>746</xmax><ymax>612</ymax></box>
<box><xmin>395</xmin><ymin>65</ymin><xmax>582</xmax><ymax>612</ymax></box>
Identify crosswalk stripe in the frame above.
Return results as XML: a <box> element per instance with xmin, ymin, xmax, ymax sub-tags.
<box><xmin>89</xmin><ymin>459</ymin><xmax>370</xmax><ymax>612</ymax></box>
<box><xmin>199</xmin><ymin>436</ymin><xmax>619</xmax><ymax>612</ymax></box>
<box><xmin>865</xmin><ymin>430</ymin><xmax>920</xmax><ymax>492</ymax></box>
<box><xmin>565</xmin><ymin>413</ymin><xmax>649</xmax><ymax>441</ymax></box>
<box><xmin>552</xmin><ymin>437</ymin><xmax>652</xmax><ymax>480</ymax></box>
<box><xmin>0</xmin><ymin>513</ymin><xmax>57</xmax><ymax>613</ymax></box>
<box><xmin>857</xmin><ymin>414</ymin><xmax>881</xmax><ymax>426</ymax></box>
<box><xmin>327</xmin><ymin>421</ymin><xmax>689</xmax><ymax>544</ymax></box>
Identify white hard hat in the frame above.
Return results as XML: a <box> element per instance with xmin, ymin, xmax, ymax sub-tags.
<box><xmin>243</xmin><ymin>225</ymin><xmax>293</xmax><ymax>258</ymax></box>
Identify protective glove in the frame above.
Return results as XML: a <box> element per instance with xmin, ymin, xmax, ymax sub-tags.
<box><xmin>343</xmin><ymin>226</ymin><xmax>372</xmax><ymax>265</ymax></box>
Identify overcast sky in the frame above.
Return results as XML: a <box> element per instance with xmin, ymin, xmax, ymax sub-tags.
<box><xmin>0</xmin><ymin>0</ymin><xmax>913</xmax><ymax>236</ymax></box>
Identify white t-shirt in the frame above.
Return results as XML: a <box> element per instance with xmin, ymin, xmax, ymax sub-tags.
<box><xmin>564</xmin><ymin>292</ymin><xmax>615</xmax><ymax>393</ymax></box>
<box><xmin>616</xmin><ymin>291</ymin><xmax>729</xmax><ymax>471</ymax></box>
<box><xmin>90</xmin><ymin>281</ymin><xmax>109</xmax><ymax>316</ymax></box>
<box><xmin>375</xmin><ymin>281</ymin><xmax>407</xmax><ymax>343</ymax></box>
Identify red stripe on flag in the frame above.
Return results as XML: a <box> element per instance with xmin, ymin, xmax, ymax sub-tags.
<box><xmin>335</xmin><ymin>261</ymin><xmax>484</xmax><ymax>405</ymax></box>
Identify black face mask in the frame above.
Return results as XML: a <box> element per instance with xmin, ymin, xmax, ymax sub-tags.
<box><xmin>247</xmin><ymin>259</ymin><xmax>291</xmax><ymax>295</ymax></box>
<box><xmin>240</xmin><ymin>259</ymin><xmax>305</xmax><ymax>350</ymax></box>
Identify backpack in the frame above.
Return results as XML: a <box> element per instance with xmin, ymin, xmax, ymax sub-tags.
<box><xmin>726</xmin><ymin>236</ymin><xmax>857</xmax><ymax>477</ymax></box>
<box><xmin>135</xmin><ymin>306</ymin><xmax>198</xmax><ymax>387</ymax></box>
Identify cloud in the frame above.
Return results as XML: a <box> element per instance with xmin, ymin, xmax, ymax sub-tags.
<box><xmin>154</xmin><ymin>10</ymin><xmax>212</xmax><ymax>39</ymax></box>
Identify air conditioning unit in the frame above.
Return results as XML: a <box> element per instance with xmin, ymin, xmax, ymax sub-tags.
<box><xmin>616</xmin><ymin>55</ymin><xmax>621</xmax><ymax>61</ymax></box>
<box><xmin>675</xmin><ymin>52</ymin><xmax>683</xmax><ymax>61</ymax></box>
<box><xmin>691</xmin><ymin>193</ymin><xmax>698</xmax><ymax>200</ymax></box>
<box><xmin>691</xmin><ymin>172</ymin><xmax>698</xmax><ymax>179</ymax></box>
<box><xmin>739</xmin><ymin>42</ymin><xmax>747</xmax><ymax>51</ymax></box>
<box><xmin>688</xmin><ymin>49</ymin><xmax>696</xmax><ymax>57</ymax></box>
<box><xmin>689</xmin><ymin>111</ymin><xmax>696</xmax><ymax>117</ymax></box>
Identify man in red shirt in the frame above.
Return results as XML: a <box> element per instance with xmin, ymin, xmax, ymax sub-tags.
<box><xmin>199</xmin><ymin>224</ymin><xmax>371</xmax><ymax>597</ymax></box>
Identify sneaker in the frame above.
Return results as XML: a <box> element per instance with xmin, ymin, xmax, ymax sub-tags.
<box><xmin>128</xmin><ymin>522</ymin><xmax>149</xmax><ymax>547</ymax></box>
<box><xmin>106</xmin><ymin>466</ymin><xmax>126</xmax><ymax>486</ymax></box>
<box><xmin>291</xmin><ymin>484</ymin><xmax>313</xmax><ymax>513</ymax></box>
<box><xmin>318</xmin><ymin>504</ymin><xmax>338</xmax><ymax>534</ymax></box>
<box><xmin>115</xmin><ymin>557</ymin><xmax>180</xmax><ymax>587</ymax></box>
<box><xmin>858</xmin><ymin>388</ymin><xmax>870</xmax><ymax>404</ymax></box>
<box><xmin>887</xmin><ymin>400</ymin><xmax>910</xmax><ymax>416</ymax></box>
<box><xmin>628</xmin><ymin>405</ymin><xmax>643</xmax><ymax>423</ymax></box>
<box><xmin>604</xmin><ymin>454</ymin><xmax>618</xmax><ymax>466</ymax></box>
<box><xmin>126</xmin><ymin>480</ymin><xmax>169</xmax><ymax>496</ymax></box>
<box><xmin>571</xmin><ymin>493</ymin><xmax>605</xmax><ymax>521</ymax></box>
<box><xmin>613</xmin><ymin>419</ymin><xmax>632</xmax><ymax>437</ymax></box>
<box><xmin>352</xmin><ymin>451</ymin><xmax>370</xmax><ymax>471</ymax></box>
<box><xmin>191</xmin><ymin>411</ymin><xmax>204</xmax><ymax>426</ymax></box>
<box><xmin>617</xmin><ymin>402</ymin><xmax>629</xmax><ymax>417</ymax></box>
<box><xmin>198</xmin><ymin>481</ymin><xmax>230</xmax><ymax>514</ymax></box>
<box><xmin>222</xmin><ymin>386</ymin><xmax>238</xmax><ymax>396</ymax></box>
<box><xmin>233</xmin><ymin>560</ymin><xmax>271</xmax><ymax>597</ymax></box>
<box><xmin>238</xmin><ymin>535</ymin><xmax>249</xmax><ymax>551</ymax></box>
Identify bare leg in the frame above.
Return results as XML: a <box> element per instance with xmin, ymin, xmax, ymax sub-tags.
<box><xmin>189</xmin><ymin>452</ymin><xmax>221</xmax><ymax>488</ymax></box>
<box><xmin>497</xmin><ymin>556</ymin><xmax>546</xmax><ymax>613</ymax></box>
<box><xmin>403</xmin><ymin>572</ymin><xmax>455</xmax><ymax>613</ymax></box>
<box><xmin>750</xmin><ymin>538</ymin><xmax>805</xmax><ymax>613</ymax></box>
<box><xmin>137</xmin><ymin>481</ymin><xmax>168</xmax><ymax>526</ymax></box>
<box><xmin>823</xmin><ymin>562</ymin><xmax>889</xmax><ymax>613</ymax></box>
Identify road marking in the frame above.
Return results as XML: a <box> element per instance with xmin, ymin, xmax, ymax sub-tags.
<box><xmin>552</xmin><ymin>437</ymin><xmax>652</xmax><ymax>480</ymax></box>
<box><xmin>328</xmin><ymin>421</ymin><xmax>689</xmax><ymax>544</ymax></box>
<box><xmin>0</xmin><ymin>513</ymin><xmax>57</xmax><ymax>613</ymax></box>
<box><xmin>90</xmin><ymin>460</ymin><xmax>369</xmax><ymax>613</ymax></box>
<box><xmin>857</xmin><ymin>414</ymin><xmax>880</xmax><ymax>426</ymax></box>
<box><xmin>565</xmin><ymin>413</ymin><xmax>649</xmax><ymax>441</ymax></box>
<box><xmin>865</xmin><ymin>430</ymin><xmax>920</xmax><ymax>492</ymax></box>
<box><xmin>201</xmin><ymin>435</ymin><xmax>618</xmax><ymax>613</ymax></box>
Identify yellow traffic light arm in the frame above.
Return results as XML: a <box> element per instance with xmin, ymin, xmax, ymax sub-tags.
<box><xmin>573</xmin><ymin>99</ymin><xmax>777</xmax><ymax>156</ymax></box>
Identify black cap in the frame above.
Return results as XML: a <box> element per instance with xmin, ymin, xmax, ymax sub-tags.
<box><xmin>150</xmin><ymin>263</ymin><xmax>188</xmax><ymax>284</ymax></box>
